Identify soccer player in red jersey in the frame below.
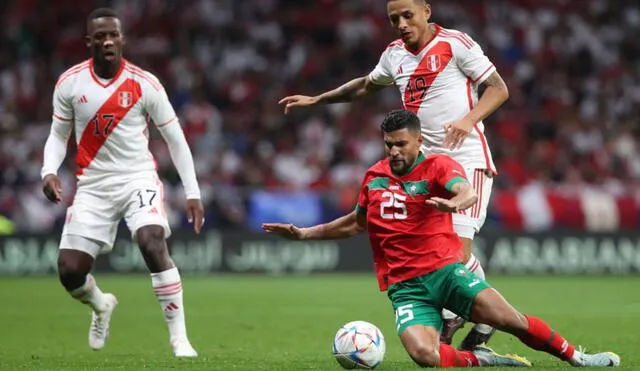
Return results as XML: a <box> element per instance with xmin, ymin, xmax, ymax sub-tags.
<box><xmin>263</xmin><ymin>110</ymin><xmax>620</xmax><ymax>368</ymax></box>
<box><xmin>41</xmin><ymin>8</ymin><xmax>202</xmax><ymax>356</ymax></box>
<box><xmin>279</xmin><ymin>0</ymin><xmax>508</xmax><ymax>348</ymax></box>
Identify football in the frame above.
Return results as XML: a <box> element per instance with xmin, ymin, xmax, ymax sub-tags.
<box><xmin>332</xmin><ymin>320</ymin><xmax>386</xmax><ymax>369</ymax></box>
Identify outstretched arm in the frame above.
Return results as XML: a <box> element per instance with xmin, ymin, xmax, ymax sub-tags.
<box><xmin>427</xmin><ymin>180</ymin><xmax>477</xmax><ymax>213</ymax></box>
<box><xmin>316</xmin><ymin>76</ymin><xmax>387</xmax><ymax>104</ymax></box>
<box><xmin>262</xmin><ymin>210</ymin><xmax>366</xmax><ymax>240</ymax></box>
<box><xmin>278</xmin><ymin>76</ymin><xmax>387</xmax><ymax>114</ymax></box>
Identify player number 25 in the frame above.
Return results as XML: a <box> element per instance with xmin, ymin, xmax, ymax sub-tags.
<box><xmin>380</xmin><ymin>191</ymin><xmax>407</xmax><ymax>220</ymax></box>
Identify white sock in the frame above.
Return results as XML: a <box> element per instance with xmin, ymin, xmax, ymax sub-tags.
<box><xmin>69</xmin><ymin>274</ymin><xmax>108</xmax><ymax>312</ymax></box>
<box><xmin>465</xmin><ymin>254</ymin><xmax>485</xmax><ymax>280</ymax></box>
<box><xmin>151</xmin><ymin>267</ymin><xmax>188</xmax><ymax>343</ymax></box>
<box><xmin>442</xmin><ymin>308</ymin><xmax>460</xmax><ymax>320</ymax></box>
<box><xmin>465</xmin><ymin>254</ymin><xmax>494</xmax><ymax>334</ymax></box>
<box><xmin>569</xmin><ymin>349</ymin><xmax>584</xmax><ymax>366</ymax></box>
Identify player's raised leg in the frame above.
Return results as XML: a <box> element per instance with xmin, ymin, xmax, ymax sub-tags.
<box><xmin>58</xmin><ymin>235</ymin><xmax>118</xmax><ymax>350</ymax></box>
<box><xmin>470</xmin><ymin>284</ymin><xmax>621</xmax><ymax>367</ymax></box>
<box><xmin>390</xmin><ymin>275</ymin><xmax>530</xmax><ymax>368</ymax></box>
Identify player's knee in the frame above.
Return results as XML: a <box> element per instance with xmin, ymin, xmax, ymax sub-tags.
<box><xmin>136</xmin><ymin>225</ymin><xmax>166</xmax><ymax>254</ymax></box>
<box><xmin>409</xmin><ymin>345</ymin><xmax>440</xmax><ymax>368</ymax></box>
<box><xmin>57</xmin><ymin>250</ymin><xmax>93</xmax><ymax>289</ymax></box>
<box><xmin>58</xmin><ymin>250</ymin><xmax>92</xmax><ymax>276</ymax></box>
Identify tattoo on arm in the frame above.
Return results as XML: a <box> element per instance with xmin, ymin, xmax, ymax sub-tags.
<box><xmin>482</xmin><ymin>71</ymin><xmax>507</xmax><ymax>90</ymax></box>
<box><xmin>323</xmin><ymin>76</ymin><xmax>386</xmax><ymax>104</ymax></box>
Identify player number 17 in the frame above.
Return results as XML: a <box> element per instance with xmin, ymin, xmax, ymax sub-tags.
<box><xmin>91</xmin><ymin>113</ymin><xmax>115</xmax><ymax>137</ymax></box>
<box><xmin>136</xmin><ymin>189</ymin><xmax>157</xmax><ymax>208</ymax></box>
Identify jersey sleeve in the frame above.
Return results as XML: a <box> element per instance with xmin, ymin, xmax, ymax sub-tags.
<box><xmin>355</xmin><ymin>174</ymin><xmax>370</xmax><ymax>215</ymax></box>
<box><xmin>52</xmin><ymin>81</ymin><xmax>74</xmax><ymax>122</ymax></box>
<box><xmin>453</xmin><ymin>33</ymin><xmax>496</xmax><ymax>84</ymax></box>
<box><xmin>142</xmin><ymin>73</ymin><xmax>178</xmax><ymax>128</ymax></box>
<box><xmin>367</xmin><ymin>48</ymin><xmax>395</xmax><ymax>86</ymax></box>
<box><xmin>142</xmin><ymin>72</ymin><xmax>201</xmax><ymax>199</ymax></box>
<box><xmin>41</xmin><ymin>82</ymin><xmax>74</xmax><ymax>178</ymax></box>
<box><xmin>434</xmin><ymin>156</ymin><xmax>469</xmax><ymax>192</ymax></box>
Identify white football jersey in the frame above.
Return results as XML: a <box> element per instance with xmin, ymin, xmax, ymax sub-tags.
<box><xmin>369</xmin><ymin>24</ymin><xmax>497</xmax><ymax>173</ymax></box>
<box><xmin>52</xmin><ymin>58</ymin><xmax>177</xmax><ymax>183</ymax></box>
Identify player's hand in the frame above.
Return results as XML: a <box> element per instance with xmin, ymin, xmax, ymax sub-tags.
<box><xmin>42</xmin><ymin>174</ymin><xmax>62</xmax><ymax>203</ymax></box>
<box><xmin>443</xmin><ymin>117</ymin><xmax>474</xmax><ymax>150</ymax></box>
<box><xmin>278</xmin><ymin>95</ymin><xmax>319</xmax><ymax>114</ymax></box>
<box><xmin>262</xmin><ymin>223</ymin><xmax>306</xmax><ymax>240</ymax></box>
<box><xmin>426</xmin><ymin>197</ymin><xmax>459</xmax><ymax>213</ymax></box>
<box><xmin>186</xmin><ymin>198</ymin><xmax>204</xmax><ymax>234</ymax></box>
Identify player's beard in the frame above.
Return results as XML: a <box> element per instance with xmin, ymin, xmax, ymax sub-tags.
<box><xmin>390</xmin><ymin>159</ymin><xmax>407</xmax><ymax>174</ymax></box>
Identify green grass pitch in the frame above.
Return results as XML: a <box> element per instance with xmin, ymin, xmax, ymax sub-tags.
<box><xmin>0</xmin><ymin>275</ymin><xmax>637</xmax><ymax>370</ymax></box>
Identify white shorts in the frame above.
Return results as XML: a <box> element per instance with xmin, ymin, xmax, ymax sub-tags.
<box><xmin>61</xmin><ymin>171</ymin><xmax>171</xmax><ymax>256</ymax></box>
<box><xmin>452</xmin><ymin>168</ymin><xmax>493</xmax><ymax>240</ymax></box>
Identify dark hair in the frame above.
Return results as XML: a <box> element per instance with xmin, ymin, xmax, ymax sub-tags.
<box><xmin>87</xmin><ymin>8</ymin><xmax>119</xmax><ymax>22</ymax></box>
<box><xmin>381</xmin><ymin>109</ymin><xmax>421</xmax><ymax>133</ymax></box>
<box><xmin>387</xmin><ymin>0</ymin><xmax>428</xmax><ymax>5</ymax></box>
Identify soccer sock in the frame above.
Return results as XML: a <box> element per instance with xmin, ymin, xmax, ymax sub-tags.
<box><xmin>439</xmin><ymin>343</ymin><xmax>479</xmax><ymax>367</ymax></box>
<box><xmin>151</xmin><ymin>267</ymin><xmax>188</xmax><ymax>342</ymax></box>
<box><xmin>516</xmin><ymin>315</ymin><xmax>575</xmax><ymax>362</ymax></box>
<box><xmin>69</xmin><ymin>274</ymin><xmax>108</xmax><ymax>312</ymax></box>
<box><xmin>442</xmin><ymin>308</ymin><xmax>459</xmax><ymax>320</ymax></box>
<box><xmin>466</xmin><ymin>255</ymin><xmax>493</xmax><ymax>335</ymax></box>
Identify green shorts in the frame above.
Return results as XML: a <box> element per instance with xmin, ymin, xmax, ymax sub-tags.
<box><xmin>388</xmin><ymin>262</ymin><xmax>491</xmax><ymax>335</ymax></box>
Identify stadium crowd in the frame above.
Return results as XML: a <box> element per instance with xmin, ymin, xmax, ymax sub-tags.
<box><xmin>0</xmin><ymin>0</ymin><xmax>638</xmax><ymax>233</ymax></box>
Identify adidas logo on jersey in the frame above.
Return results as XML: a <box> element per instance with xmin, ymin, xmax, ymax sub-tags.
<box><xmin>77</xmin><ymin>95</ymin><xmax>88</xmax><ymax>103</ymax></box>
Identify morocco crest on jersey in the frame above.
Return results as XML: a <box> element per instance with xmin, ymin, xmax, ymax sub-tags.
<box><xmin>118</xmin><ymin>91</ymin><xmax>133</xmax><ymax>108</ymax></box>
<box><xmin>427</xmin><ymin>54</ymin><xmax>441</xmax><ymax>72</ymax></box>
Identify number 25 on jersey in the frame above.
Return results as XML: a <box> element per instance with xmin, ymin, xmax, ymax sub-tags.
<box><xmin>380</xmin><ymin>191</ymin><xmax>407</xmax><ymax>220</ymax></box>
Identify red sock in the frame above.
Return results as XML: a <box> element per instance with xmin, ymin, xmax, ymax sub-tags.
<box><xmin>517</xmin><ymin>314</ymin><xmax>575</xmax><ymax>361</ymax></box>
<box><xmin>439</xmin><ymin>343</ymin><xmax>479</xmax><ymax>367</ymax></box>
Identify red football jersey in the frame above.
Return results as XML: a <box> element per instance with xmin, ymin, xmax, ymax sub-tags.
<box><xmin>356</xmin><ymin>153</ymin><xmax>469</xmax><ymax>291</ymax></box>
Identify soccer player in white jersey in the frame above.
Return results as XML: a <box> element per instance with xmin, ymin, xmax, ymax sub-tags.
<box><xmin>279</xmin><ymin>0</ymin><xmax>509</xmax><ymax>349</ymax></box>
<box><xmin>41</xmin><ymin>8</ymin><xmax>202</xmax><ymax>357</ymax></box>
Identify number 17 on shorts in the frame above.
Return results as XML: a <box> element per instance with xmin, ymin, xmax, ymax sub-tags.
<box><xmin>124</xmin><ymin>176</ymin><xmax>171</xmax><ymax>238</ymax></box>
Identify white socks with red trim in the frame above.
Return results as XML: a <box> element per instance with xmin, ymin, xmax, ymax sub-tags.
<box><xmin>69</xmin><ymin>274</ymin><xmax>108</xmax><ymax>312</ymax></box>
<box><xmin>151</xmin><ymin>267</ymin><xmax>196</xmax><ymax>356</ymax></box>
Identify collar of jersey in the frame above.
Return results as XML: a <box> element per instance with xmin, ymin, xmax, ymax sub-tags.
<box><xmin>89</xmin><ymin>58</ymin><xmax>127</xmax><ymax>88</ymax></box>
<box><xmin>403</xmin><ymin>23</ymin><xmax>441</xmax><ymax>55</ymax></box>
<box><xmin>391</xmin><ymin>152</ymin><xmax>425</xmax><ymax>177</ymax></box>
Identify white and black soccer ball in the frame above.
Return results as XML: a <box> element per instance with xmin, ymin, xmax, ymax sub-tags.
<box><xmin>332</xmin><ymin>320</ymin><xmax>386</xmax><ymax>369</ymax></box>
